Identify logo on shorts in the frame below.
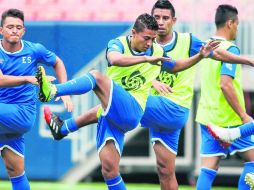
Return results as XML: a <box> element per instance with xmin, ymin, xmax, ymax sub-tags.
<box><xmin>156</xmin><ymin>71</ymin><xmax>178</xmax><ymax>87</ymax></box>
<box><xmin>121</xmin><ymin>70</ymin><xmax>146</xmax><ymax>91</ymax></box>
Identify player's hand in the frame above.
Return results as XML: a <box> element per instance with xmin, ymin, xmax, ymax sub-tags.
<box><xmin>46</xmin><ymin>76</ymin><xmax>56</xmax><ymax>82</ymax></box>
<box><xmin>28</xmin><ymin>75</ymin><xmax>56</xmax><ymax>85</ymax></box>
<box><xmin>249</xmin><ymin>59</ymin><xmax>254</xmax><ymax>67</ymax></box>
<box><xmin>26</xmin><ymin>76</ymin><xmax>38</xmax><ymax>85</ymax></box>
<box><xmin>241</xmin><ymin>113</ymin><xmax>253</xmax><ymax>123</ymax></box>
<box><xmin>57</xmin><ymin>96</ymin><xmax>73</xmax><ymax>112</ymax></box>
<box><xmin>200</xmin><ymin>40</ymin><xmax>221</xmax><ymax>58</ymax></box>
<box><xmin>152</xmin><ymin>80</ymin><xmax>173</xmax><ymax>96</ymax></box>
<box><xmin>145</xmin><ymin>56</ymin><xmax>172</xmax><ymax>66</ymax></box>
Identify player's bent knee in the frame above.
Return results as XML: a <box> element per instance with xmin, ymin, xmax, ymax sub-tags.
<box><xmin>89</xmin><ymin>70</ymin><xmax>101</xmax><ymax>79</ymax></box>
<box><xmin>89</xmin><ymin>70</ymin><xmax>109</xmax><ymax>84</ymax></box>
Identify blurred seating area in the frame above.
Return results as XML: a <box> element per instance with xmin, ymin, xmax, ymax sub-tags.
<box><xmin>0</xmin><ymin>0</ymin><xmax>253</xmax><ymax>21</ymax></box>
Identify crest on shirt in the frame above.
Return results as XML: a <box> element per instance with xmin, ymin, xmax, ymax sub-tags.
<box><xmin>121</xmin><ymin>70</ymin><xmax>146</xmax><ymax>91</ymax></box>
<box><xmin>0</xmin><ymin>58</ymin><xmax>4</xmax><ymax>64</ymax></box>
<box><xmin>156</xmin><ymin>71</ymin><xmax>178</xmax><ymax>88</ymax></box>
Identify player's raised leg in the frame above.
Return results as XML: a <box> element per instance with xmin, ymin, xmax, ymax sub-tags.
<box><xmin>207</xmin><ymin>122</ymin><xmax>254</xmax><ymax>147</ymax></box>
<box><xmin>36</xmin><ymin>66</ymin><xmax>97</xmax><ymax>102</ymax></box>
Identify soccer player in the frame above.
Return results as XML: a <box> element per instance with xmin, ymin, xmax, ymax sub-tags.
<box><xmin>135</xmin><ymin>1</ymin><xmax>253</xmax><ymax>189</ymax></box>
<box><xmin>42</xmin><ymin>1</ymin><xmax>254</xmax><ymax>189</ymax></box>
<box><xmin>37</xmin><ymin>13</ymin><xmax>217</xmax><ymax>190</ymax></box>
<box><xmin>0</xmin><ymin>9</ymin><xmax>72</xmax><ymax>190</ymax></box>
<box><xmin>195</xmin><ymin>5</ymin><xmax>254</xmax><ymax>190</ymax></box>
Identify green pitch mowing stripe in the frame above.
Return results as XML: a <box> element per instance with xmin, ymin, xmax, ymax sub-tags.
<box><xmin>0</xmin><ymin>181</ymin><xmax>237</xmax><ymax>190</ymax></box>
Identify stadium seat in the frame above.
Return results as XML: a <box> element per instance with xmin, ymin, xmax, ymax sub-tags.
<box><xmin>0</xmin><ymin>0</ymin><xmax>253</xmax><ymax>21</ymax></box>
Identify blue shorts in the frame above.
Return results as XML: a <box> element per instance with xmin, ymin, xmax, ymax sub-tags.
<box><xmin>141</xmin><ymin>96</ymin><xmax>189</xmax><ymax>154</ymax></box>
<box><xmin>0</xmin><ymin>103</ymin><xmax>36</xmax><ymax>142</ymax></box>
<box><xmin>141</xmin><ymin>95</ymin><xmax>189</xmax><ymax>132</ymax></box>
<box><xmin>150</xmin><ymin>128</ymin><xmax>182</xmax><ymax>155</ymax></box>
<box><xmin>0</xmin><ymin>137</ymin><xmax>25</xmax><ymax>157</ymax></box>
<box><xmin>200</xmin><ymin>124</ymin><xmax>254</xmax><ymax>158</ymax></box>
<box><xmin>96</xmin><ymin>81</ymin><xmax>143</xmax><ymax>155</ymax></box>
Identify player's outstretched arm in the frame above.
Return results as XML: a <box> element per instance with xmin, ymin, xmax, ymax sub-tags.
<box><xmin>212</xmin><ymin>48</ymin><xmax>254</xmax><ymax>66</ymax></box>
<box><xmin>107</xmin><ymin>51</ymin><xmax>150</xmax><ymax>66</ymax></box>
<box><xmin>170</xmin><ymin>40</ymin><xmax>220</xmax><ymax>73</ymax></box>
<box><xmin>0</xmin><ymin>69</ymin><xmax>37</xmax><ymax>87</ymax></box>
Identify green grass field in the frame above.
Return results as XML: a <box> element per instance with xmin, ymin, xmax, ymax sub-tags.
<box><xmin>0</xmin><ymin>181</ymin><xmax>237</xmax><ymax>190</ymax></box>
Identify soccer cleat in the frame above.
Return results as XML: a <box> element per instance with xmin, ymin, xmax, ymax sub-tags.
<box><xmin>36</xmin><ymin>66</ymin><xmax>56</xmax><ymax>102</ymax></box>
<box><xmin>206</xmin><ymin>123</ymin><xmax>232</xmax><ymax>148</ymax></box>
<box><xmin>44</xmin><ymin>106</ymin><xmax>66</xmax><ymax>140</ymax></box>
<box><xmin>245</xmin><ymin>173</ymin><xmax>254</xmax><ymax>190</ymax></box>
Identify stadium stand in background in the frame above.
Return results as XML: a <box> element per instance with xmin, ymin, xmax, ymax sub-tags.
<box><xmin>0</xmin><ymin>0</ymin><xmax>253</xmax><ymax>21</ymax></box>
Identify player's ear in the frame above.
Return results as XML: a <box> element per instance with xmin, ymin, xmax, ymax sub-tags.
<box><xmin>132</xmin><ymin>29</ymin><xmax>138</xmax><ymax>38</ymax></box>
<box><xmin>132</xmin><ymin>28</ymin><xmax>136</xmax><ymax>35</ymax></box>
<box><xmin>22</xmin><ymin>27</ymin><xmax>26</xmax><ymax>36</ymax></box>
<box><xmin>0</xmin><ymin>27</ymin><xmax>3</xmax><ymax>35</ymax></box>
<box><xmin>173</xmin><ymin>17</ymin><xmax>177</xmax><ymax>24</ymax></box>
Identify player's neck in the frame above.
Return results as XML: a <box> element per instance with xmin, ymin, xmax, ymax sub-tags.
<box><xmin>215</xmin><ymin>29</ymin><xmax>231</xmax><ymax>41</ymax></box>
<box><xmin>156</xmin><ymin>32</ymin><xmax>174</xmax><ymax>45</ymax></box>
<box><xmin>1</xmin><ymin>40</ymin><xmax>22</xmax><ymax>53</ymax></box>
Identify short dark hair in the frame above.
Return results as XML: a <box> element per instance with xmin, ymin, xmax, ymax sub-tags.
<box><xmin>215</xmin><ymin>4</ymin><xmax>238</xmax><ymax>28</ymax></box>
<box><xmin>151</xmin><ymin>0</ymin><xmax>175</xmax><ymax>17</ymax></box>
<box><xmin>133</xmin><ymin>13</ymin><xmax>159</xmax><ymax>32</ymax></box>
<box><xmin>1</xmin><ymin>9</ymin><xmax>24</xmax><ymax>26</ymax></box>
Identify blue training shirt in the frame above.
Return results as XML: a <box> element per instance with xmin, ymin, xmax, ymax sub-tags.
<box><xmin>0</xmin><ymin>40</ymin><xmax>56</xmax><ymax>104</ymax></box>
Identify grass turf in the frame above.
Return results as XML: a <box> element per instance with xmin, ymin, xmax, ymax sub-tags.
<box><xmin>0</xmin><ymin>181</ymin><xmax>237</xmax><ymax>190</ymax></box>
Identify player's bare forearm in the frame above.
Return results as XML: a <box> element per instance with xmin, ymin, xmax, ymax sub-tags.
<box><xmin>170</xmin><ymin>53</ymin><xmax>202</xmax><ymax>73</ymax></box>
<box><xmin>0</xmin><ymin>74</ymin><xmax>36</xmax><ymax>87</ymax></box>
<box><xmin>107</xmin><ymin>51</ymin><xmax>147</xmax><ymax>66</ymax></box>
<box><xmin>53</xmin><ymin>56</ymin><xmax>68</xmax><ymax>83</ymax></box>
<box><xmin>170</xmin><ymin>40</ymin><xmax>220</xmax><ymax>73</ymax></box>
<box><xmin>53</xmin><ymin>56</ymin><xmax>73</xmax><ymax>111</ymax></box>
<box><xmin>213</xmin><ymin>48</ymin><xmax>254</xmax><ymax>66</ymax></box>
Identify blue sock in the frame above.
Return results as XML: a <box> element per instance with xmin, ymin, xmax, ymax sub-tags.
<box><xmin>196</xmin><ymin>167</ymin><xmax>217</xmax><ymax>190</ymax></box>
<box><xmin>238</xmin><ymin>162</ymin><xmax>254</xmax><ymax>190</ymax></box>
<box><xmin>56</xmin><ymin>72</ymin><xmax>96</xmax><ymax>96</ymax></box>
<box><xmin>10</xmin><ymin>172</ymin><xmax>30</xmax><ymax>190</ymax></box>
<box><xmin>60</xmin><ymin>118</ymin><xmax>79</xmax><ymax>136</ymax></box>
<box><xmin>240</xmin><ymin>122</ymin><xmax>254</xmax><ymax>138</ymax></box>
<box><xmin>105</xmin><ymin>175</ymin><xmax>126</xmax><ymax>190</ymax></box>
